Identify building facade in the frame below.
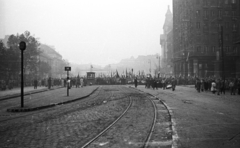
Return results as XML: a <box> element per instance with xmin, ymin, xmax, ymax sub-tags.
<box><xmin>160</xmin><ymin>6</ymin><xmax>174</xmax><ymax>76</ymax></box>
<box><xmin>39</xmin><ymin>44</ymin><xmax>65</xmax><ymax>78</ymax></box>
<box><xmin>172</xmin><ymin>0</ymin><xmax>240</xmax><ymax>78</ymax></box>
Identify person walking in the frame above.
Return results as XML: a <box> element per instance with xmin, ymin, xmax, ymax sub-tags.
<box><xmin>134</xmin><ymin>77</ymin><xmax>138</xmax><ymax>88</ymax></box>
<box><xmin>171</xmin><ymin>77</ymin><xmax>177</xmax><ymax>91</ymax></box>
<box><xmin>196</xmin><ymin>79</ymin><xmax>201</xmax><ymax>93</ymax></box>
<box><xmin>211</xmin><ymin>80</ymin><xmax>216</xmax><ymax>94</ymax></box>
<box><xmin>220</xmin><ymin>79</ymin><xmax>225</xmax><ymax>94</ymax></box>
<box><xmin>162</xmin><ymin>78</ymin><xmax>166</xmax><ymax>90</ymax></box>
<box><xmin>34</xmin><ymin>78</ymin><xmax>38</xmax><ymax>89</ymax></box>
<box><xmin>216</xmin><ymin>79</ymin><xmax>220</xmax><ymax>95</ymax></box>
<box><xmin>229</xmin><ymin>80</ymin><xmax>235</xmax><ymax>95</ymax></box>
<box><xmin>48</xmin><ymin>77</ymin><xmax>51</xmax><ymax>89</ymax></box>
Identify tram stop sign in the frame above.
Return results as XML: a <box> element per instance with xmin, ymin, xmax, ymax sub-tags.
<box><xmin>19</xmin><ymin>41</ymin><xmax>26</xmax><ymax>51</ymax></box>
<box><xmin>65</xmin><ymin>67</ymin><xmax>71</xmax><ymax>71</ymax></box>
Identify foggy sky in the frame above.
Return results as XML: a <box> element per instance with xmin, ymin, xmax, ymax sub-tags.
<box><xmin>0</xmin><ymin>0</ymin><xmax>172</xmax><ymax>67</ymax></box>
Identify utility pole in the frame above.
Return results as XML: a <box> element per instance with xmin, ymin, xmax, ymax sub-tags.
<box><xmin>221</xmin><ymin>26</ymin><xmax>225</xmax><ymax>82</ymax></box>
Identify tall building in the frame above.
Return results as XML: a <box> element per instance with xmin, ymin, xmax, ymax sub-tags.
<box><xmin>160</xmin><ymin>6</ymin><xmax>174</xmax><ymax>76</ymax></box>
<box><xmin>172</xmin><ymin>0</ymin><xmax>240</xmax><ymax>78</ymax></box>
<box><xmin>39</xmin><ymin>44</ymin><xmax>64</xmax><ymax>78</ymax></box>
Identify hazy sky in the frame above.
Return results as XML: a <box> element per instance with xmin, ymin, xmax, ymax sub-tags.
<box><xmin>0</xmin><ymin>0</ymin><xmax>172</xmax><ymax>67</ymax></box>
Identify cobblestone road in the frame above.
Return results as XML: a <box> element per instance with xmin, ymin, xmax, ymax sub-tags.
<box><xmin>137</xmin><ymin>85</ymin><xmax>240</xmax><ymax>148</ymax></box>
<box><xmin>0</xmin><ymin>86</ymin><xmax>130</xmax><ymax>148</ymax></box>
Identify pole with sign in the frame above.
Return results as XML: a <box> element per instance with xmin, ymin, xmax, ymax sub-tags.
<box><xmin>65</xmin><ymin>67</ymin><xmax>71</xmax><ymax>96</ymax></box>
<box><xmin>19</xmin><ymin>41</ymin><xmax>26</xmax><ymax>107</ymax></box>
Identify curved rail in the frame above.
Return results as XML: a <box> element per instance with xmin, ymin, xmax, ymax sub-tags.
<box><xmin>143</xmin><ymin>97</ymin><xmax>157</xmax><ymax>148</ymax></box>
<box><xmin>81</xmin><ymin>96</ymin><xmax>133</xmax><ymax>148</ymax></box>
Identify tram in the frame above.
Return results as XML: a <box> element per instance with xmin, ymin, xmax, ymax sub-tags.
<box><xmin>86</xmin><ymin>72</ymin><xmax>96</xmax><ymax>85</ymax></box>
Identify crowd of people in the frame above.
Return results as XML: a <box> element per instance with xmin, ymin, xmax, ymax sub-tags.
<box><xmin>137</xmin><ymin>75</ymin><xmax>240</xmax><ymax>95</ymax></box>
<box><xmin>0</xmin><ymin>76</ymin><xmax>88</xmax><ymax>91</ymax></box>
<box><xmin>144</xmin><ymin>76</ymin><xmax>177</xmax><ymax>91</ymax></box>
<box><xmin>195</xmin><ymin>78</ymin><xmax>240</xmax><ymax>95</ymax></box>
<box><xmin>1</xmin><ymin>75</ymin><xmax>240</xmax><ymax>96</ymax></box>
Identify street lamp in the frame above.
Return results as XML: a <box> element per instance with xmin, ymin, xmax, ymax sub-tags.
<box><xmin>19</xmin><ymin>41</ymin><xmax>26</xmax><ymax>108</ymax></box>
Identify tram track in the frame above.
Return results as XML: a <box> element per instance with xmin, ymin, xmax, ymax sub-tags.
<box><xmin>80</xmin><ymin>87</ymin><xmax>162</xmax><ymax>148</ymax></box>
<box><xmin>129</xmin><ymin>86</ymin><xmax>175</xmax><ymax>148</ymax></box>
<box><xmin>81</xmin><ymin>96</ymin><xmax>133</xmax><ymax>148</ymax></box>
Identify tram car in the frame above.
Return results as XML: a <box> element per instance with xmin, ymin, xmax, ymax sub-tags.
<box><xmin>86</xmin><ymin>72</ymin><xmax>96</xmax><ymax>85</ymax></box>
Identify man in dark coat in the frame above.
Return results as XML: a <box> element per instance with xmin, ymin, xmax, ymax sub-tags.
<box><xmin>34</xmin><ymin>78</ymin><xmax>38</xmax><ymax>89</ymax></box>
<box><xmin>171</xmin><ymin>78</ymin><xmax>177</xmax><ymax>91</ymax></box>
<box><xmin>48</xmin><ymin>77</ymin><xmax>51</xmax><ymax>89</ymax></box>
<box><xmin>134</xmin><ymin>78</ymin><xmax>138</xmax><ymax>88</ymax></box>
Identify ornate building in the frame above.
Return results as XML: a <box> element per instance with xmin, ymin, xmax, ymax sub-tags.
<box><xmin>160</xmin><ymin>6</ymin><xmax>174</xmax><ymax>76</ymax></box>
<box><xmin>172</xmin><ymin>0</ymin><xmax>240</xmax><ymax>78</ymax></box>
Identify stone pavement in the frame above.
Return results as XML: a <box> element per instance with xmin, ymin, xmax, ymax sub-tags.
<box><xmin>6</xmin><ymin>86</ymin><xmax>99</xmax><ymax>112</ymax></box>
<box><xmin>0</xmin><ymin>86</ymin><xmax>63</xmax><ymax>101</ymax></box>
<box><xmin>0</xmin><ymin>86</ymin><xmax>47</xmax><ymax>97</ymax></box>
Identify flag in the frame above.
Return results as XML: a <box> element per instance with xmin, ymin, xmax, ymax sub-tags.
<box><xmin>186</xmin><ymin>52</ymin><xmax>189</xmax><ymax>62</ymax></box>
<box><xmin>90</xmin><ymin>65</ymin><xmax>93</xmax><ymax>68</ymax></box>
<box><xmin>116</xmin><ymin>70</ymin><xmax>120</xmax><ymax>78</ymax></box>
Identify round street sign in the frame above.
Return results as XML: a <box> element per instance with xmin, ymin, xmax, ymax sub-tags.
<box><xmin>19</xmin><ymin>41</ymin><xmax>26</xmax><ymax>50</ymax></box>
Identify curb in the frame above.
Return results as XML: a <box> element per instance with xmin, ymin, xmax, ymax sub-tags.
<box><xmin>6</xmin><ymin>86</ymin><xmax>99</xmax><ymax>112</ymax></box>
<box><xmin>129</xmin><ymin>86</ymin><xmax>178</xmax><ymax>148</ymax></box>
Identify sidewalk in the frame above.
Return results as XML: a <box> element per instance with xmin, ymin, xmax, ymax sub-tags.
<box><xmin>0</xmin><ymin>86</ymin><xmax>62</xmax><ymax>100</ymax></box>
<box><xmin>6</xmin><ymin>86</ymin><xmax>99</xmax><ymax>112</ymax></box>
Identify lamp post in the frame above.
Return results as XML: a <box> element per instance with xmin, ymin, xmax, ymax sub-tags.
<box><xmin>19</xmin><ymin>41</ymin><xmax>26</xmax><ymax>108</ymax></box>
<box><xmin>220</xmin><ymin>26</ymin><xmax>225</xmax><ymax>82</ymax></box>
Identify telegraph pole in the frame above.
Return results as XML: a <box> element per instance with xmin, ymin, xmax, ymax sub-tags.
<box><xmin>221</xmin><ymin>26</ymin><xmax>225</xmax><ymax>82</ymax></box>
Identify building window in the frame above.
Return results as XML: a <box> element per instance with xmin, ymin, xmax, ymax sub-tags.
<box><xmin>225</xmin><ymin>22</ymin><xmax>229</xmax><ymax>28</ymax></box>
<box><xmin>218</xmin><ymin>23</ymin><xmax>222</xmax><ymax>31</ymax></box>
<box><xmin>197</xmin><ymin>46</ymin><xmax>201</xmax><ymax>52</ymax></box>
<box><xmin>212</xmin><ymin>46</ymin><xmax>216</xmax><ymax>52</ymax></box>
<box><xmin>224</xmin><ymin>11</ymin><xmax>229</xmax><ymax>16</ymax></box>
<box><xmin>204</xmin><ymin>10</ymin><xmax>207</xmax><ymax>18</ymax></box>
<box><xmin>233</xmin><ymin>47</ymin><xmax>237</xmax><ymax>53</ymax></box>
<box><xmin>211</xmin><ymin>10</ymin><xmax>215</xmax><ymax>17</ymax></box>
<box><xmin>233</xmin><ymin>24</ymin><xmax>237</xmax><ymax>31</ymax></box>
<box><xmin>226</xmin><ymin>46</ymin><xmax>230</xmax><ymax>52</ymax></box>
<box><xmin>232</xmin><ymin>11</ymin><xmax>236</xmax><ymax>17</ymax></box>
<box><xmin>218</xmin><ymin>10</ymin><xmax>222</xmax><ymax>18</ymax></box>
<box><xmin>196</xmin><ymin>22</ymin><xmax>200</xmax><ymax>29</ymax></box>
<box><xmin>196</xmin><ymin>10</ymin><xmax>200</xmax><ymax>17</ymax></box>
<box><xmin>204</xmin><ymin>46</ymin><xmax>208</xmax><ymax>53</ymax></box>
<box><xmin>218</xmin><ymin>0</ymin><xmax>222</xmax><ymax>6</ymax></box>
<box><xmin>196</xmin><ymin>0</ymin><xmax>200</xmax><ymax>5</ymax></box>
<box><xmin>225</xmin><ymin>34</ymin><xmax>229</xmax><ymax>41</ymax></box>
<box><xmin>203</xmin><ymin>0</ymin><xmax>207</xmax><ymax>6</ymax></box>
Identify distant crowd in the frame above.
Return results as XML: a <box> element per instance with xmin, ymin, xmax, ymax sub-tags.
<box><xmin>1</xmin><ymin>76</ymin><xmax>240</xmax><ymax>96</ymax></box>
<box><xmin>0</xmin><ymin>76</ymin><xmax>88</xmax><ymax>91</ymax></box>
<box><xmin>142</xmin><ymin>76</ymin><xmax>240</xmax><ymax>95</ymax></box>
